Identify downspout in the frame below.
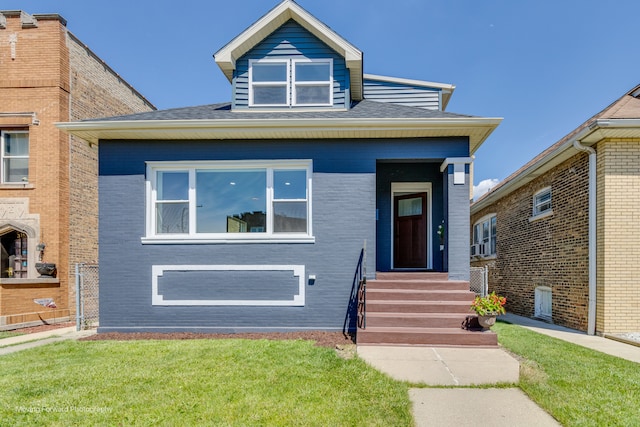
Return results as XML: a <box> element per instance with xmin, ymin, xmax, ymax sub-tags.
<box><xmin>573</xmin><ymin>139</ymin><xmax>596</xmax><ymax>335</ymax></box>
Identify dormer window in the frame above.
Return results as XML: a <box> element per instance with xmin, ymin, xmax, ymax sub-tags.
<box><xmin>249</xmin><ymin>59</ymin><xmax>333</xmax><ymax>107</ymax></box>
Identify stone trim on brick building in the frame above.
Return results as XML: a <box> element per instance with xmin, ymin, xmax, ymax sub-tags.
<box><xmin>0</xmin><ymin>10</ymin><xmax>154</xmax><ymax>328</ymax></box>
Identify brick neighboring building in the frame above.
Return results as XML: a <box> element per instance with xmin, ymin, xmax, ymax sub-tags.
<box><xmin>0</xmin><ymin>11</ymin><xmax>154</xmax><ymax>327</ymax></box>
<box><xmin>471</xmin><ymin>83</ymin><xmax>640</xmax><ymax>335</ymax></box>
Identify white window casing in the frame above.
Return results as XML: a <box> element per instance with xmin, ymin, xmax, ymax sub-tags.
<box><xmin>531</xmin><ymin>186</ymin><xmax>553</xmax><ymax>220</ymax></box>
<box><xmin>0</xmin><ymin>130</ymin><xmax>29</xmax><ymax>184</ymax></box>
<box><xmin>471</xmin><ymin>213</ymin><xmax>496</xmax><ymax>258</ymax></box>
<box><xmin>144</xmin><ymin>160</ymin><xmax>314</xmax><ymax>244</ymax></box>
<box><xmin>249</xmin><ymin>58</ymin><xmax>333</xmax><ymax>107</ymax></box>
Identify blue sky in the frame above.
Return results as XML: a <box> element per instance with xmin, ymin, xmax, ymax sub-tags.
<box><xmin>5</xmin><ymin>1</ymin><xmax>640</xmax><ymax>195</ymax></box>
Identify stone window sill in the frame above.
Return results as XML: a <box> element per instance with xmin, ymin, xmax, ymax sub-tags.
<box><xmin>0</xmin><ymin>278</ymin><xmax>60</xmax><ymax>286</ymax></box>
<box><xmin>0</xmin><ymin>183</ymin><xmax>35</xmax><ymax>190</ymax></box>
<box><xmin>529</xmin><ymin>210</ymin><xmax>553</xmax><ymax>222</ymax></box>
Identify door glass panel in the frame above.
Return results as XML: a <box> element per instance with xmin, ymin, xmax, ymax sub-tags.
<box><xmin>398</xmin><ymin>197</ymin><xmax>422</xmax><ymax>217</ymax></box>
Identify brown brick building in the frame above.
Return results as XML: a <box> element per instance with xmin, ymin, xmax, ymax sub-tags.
<box><xmin>471</xmin><ymin>84</ymin><xmax>640</xmax><ymax>335</ymax></box>
<box><xmin>0</xmin><ymin>11</ymin><xmax>154</xmax><ymax>327</ymax></box>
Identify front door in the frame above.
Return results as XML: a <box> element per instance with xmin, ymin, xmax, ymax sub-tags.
<box><xmin>393</xmin><ymin>192</ymin><xmax>427</xmax><ymax>268</ymax></box>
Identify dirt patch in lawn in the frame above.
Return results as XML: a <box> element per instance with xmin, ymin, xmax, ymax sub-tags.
<box><xmin>80</xmin><ymin>331</ymin><xmax>355</xmax><ymax>348</ymax></box>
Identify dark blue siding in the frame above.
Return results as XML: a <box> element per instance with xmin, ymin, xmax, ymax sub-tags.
<box><xmin>99</xmin><ymin>138</ymin><xmax>469</xmax><ymax>176</ymax></box>
<box><xmin>233</xmin><ymin>20</ymin><xmax>348</xmax><ymax>110</ymax></box>
<box><xmin>98</xmin><ymin>137</ymin><xmax>466</xmax><ymax>332</ymax></box>
<box><xmin>158</xmin><ymin>270</ymin><xmax>299</xmax><ymax>301</ymax></box>
<box><xmin>364</xmin><ymin>78</ymin><xmax>441</xmax><ymax>110</ymax></box>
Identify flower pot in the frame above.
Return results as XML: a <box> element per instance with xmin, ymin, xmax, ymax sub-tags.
<box><xmin>477</xmin><ymin>314</ymin><xmax>497</xmax><ymax>329</ymax></box>
<box><xmin>36</xmin><ymin>262</ymin><xmax>57</xmax><ymax>278</ymax></box>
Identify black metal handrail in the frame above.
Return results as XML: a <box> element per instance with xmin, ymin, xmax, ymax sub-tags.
<box><xmin>357</xmin><ymin>240</ymin><xmax>367</xmax><ymax>329</ymax></box>
<box><xmin>343</xmin><ymin>240</ymin><xmax>367</xmax><ymax>336</ymax></box>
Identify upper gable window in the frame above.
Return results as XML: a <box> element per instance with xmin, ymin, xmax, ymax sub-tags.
<box><xmin>249</xmin><ymin>59</ymin><xmax>333</xmax><ymax>107</ymax></box>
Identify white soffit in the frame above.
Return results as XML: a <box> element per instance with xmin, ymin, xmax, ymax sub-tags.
<box><xmin>56</xmin><ymin>117</ymin><xmax>501</xmax><ymax>151</ymax></box>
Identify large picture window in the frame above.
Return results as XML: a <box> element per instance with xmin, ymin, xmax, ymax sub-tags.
<box><xmin>146</xmin><ymin>160</ymin><xmax>313</xmax><ymax>243</ymax></box>
<box><xmin>1</xmin><ymin>130</ymin><xmax>29</xmax><ymax>183</ymax></box>
<box><xmin>249</xmin><ymin>59</ymin><xmax>333</xmax><ymax>107</ymax></box>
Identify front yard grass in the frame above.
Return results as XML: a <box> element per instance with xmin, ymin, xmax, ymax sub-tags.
<box><xmin>494</xmin><ymin>321</ymin><xmax>640</xmax><ymax>426</ymax></box>
<box><xmin>0</xmin><ymin>338</ymin><xmax>412</xmax><ymax>426</ymax></box>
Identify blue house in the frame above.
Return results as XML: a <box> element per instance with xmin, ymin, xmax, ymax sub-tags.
<box><xmin>59</xmin><ymin>0</ymin><xmax>501</xmax><ymax>344</ymax></box>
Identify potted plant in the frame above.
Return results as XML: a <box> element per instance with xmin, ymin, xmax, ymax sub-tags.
<box><xmin>470</xmin><ymin>291</ymin><xmax>506</xmax><ymax>329</ymax></box>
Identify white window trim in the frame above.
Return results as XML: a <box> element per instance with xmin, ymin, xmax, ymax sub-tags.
<box><xmin>248</xmin><ymin>59</ymin><xmax>290</xmax><ymax>107</ymax></box>
<box><xmin>471</xmin><ymin>213</ymin><xmax>496</xmax><ymax>259</ymax></box>
<box><xmin>248</xmin><ymin>58</ymin><xmax>333</xmax><ymax>107</ymax></box>
<box><xmin>0</xmin><ymin>130</ymin><xmax>29</xmax><ymax>184</ymax></box>
<box><xmin>530</xmin><ymin>186</ymin><xmax>553</xmax><ymax>221</ymax></box>
<box><xmin>143</xmin><ymin>160</ymin><xmax>314</xmax><ymax>244</ymax></box>
<box><xmin>390</xmin><ymin>182</ymin><xmax>433</xmax><ymax>270</ymax></box>
<box><xmin>292</xmin><ymin>58</ymin><xmax>333</xmax><ymax>107</ymax></box>
<box><xmin>152</xmin><ymin>264</ymin><xmax>305</xmax><ymax>306</ymax></box>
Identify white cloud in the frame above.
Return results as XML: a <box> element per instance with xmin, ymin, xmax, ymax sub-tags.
<box><xmin>473</xmin><ymin>178</ymin><xmax>500</xmax><ymax>201</ymax></box>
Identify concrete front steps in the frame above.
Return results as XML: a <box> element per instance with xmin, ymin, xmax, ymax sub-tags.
<box><xmin>357</xmin><ymin>272</ymin><xmax>497</xmax><ymax>347</ymax></box>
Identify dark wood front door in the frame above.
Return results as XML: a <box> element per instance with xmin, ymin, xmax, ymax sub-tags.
<box><xmin>394</xmin><ymin>192</ymin><xmax>427</xmax><ymax>268</ymax></box>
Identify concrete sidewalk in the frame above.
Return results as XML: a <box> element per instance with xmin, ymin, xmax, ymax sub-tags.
<box><xmin>0</xmin><ymin>326</ymin><xmax>95</xmax><ymax>355</ymax></box>
<box><xmin>357</xmin><ymin>341</ymin><xmax>560</xmax><ymax>426</ymax></box>
<box><xmin>358</xmin><ymin>314</ymin><xmax>640</xmax><ymax>426</ymax></box>
<box><xmin>502</xmin><ymin>313</ymin><xmax>640</xmax><ymax>364</ymax></box>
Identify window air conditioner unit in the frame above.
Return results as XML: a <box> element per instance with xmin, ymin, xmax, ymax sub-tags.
<box><xmin>470</xmin><ymin>243</ymin><xmax>486</xmax><ymax>256</ymax></box>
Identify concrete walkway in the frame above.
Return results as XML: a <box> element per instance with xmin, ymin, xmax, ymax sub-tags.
<box><xmin>0</xmin><ymin>326</ymin><xmax>95</xmax><ymax>355</ymax></box>
<box><xmin>357</xmin><ymin>313</ymin><xmax>640</xmax><ymax>426</ymax></box>
<box><xmin>502</xmin><ymin>313</ymin><xmax>640</xmax><ymax>363</ymax></box>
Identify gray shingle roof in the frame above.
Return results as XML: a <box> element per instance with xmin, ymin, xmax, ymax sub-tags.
<box><xmin>89</xmin><ymin>100</ymin><xmax>475</xmax><ymax>122</ymax></box>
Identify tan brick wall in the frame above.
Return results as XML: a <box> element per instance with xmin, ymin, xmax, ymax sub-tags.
<box><xmin>0</xmin><ymin>15</ymin><xmax>70</xmax><ymax>321</ymax></box>
<box><xmin>471</xmin><ymin>153</ymin><xmax>590</xmax><ymax>331</ymax></box>
<box><xmin>66</xmin><ymin>31</ymin><xmax>154</xmax><ymax>314</ymax></box>
<box><xmin>0</xmin><ymin>12</ymin><xmax>153</xmax><ymax>325</ymax></box>
<box><xmin>596</xmin><ymin>139</ymin><xmax>640</xmax><ymax>333</ymax></box>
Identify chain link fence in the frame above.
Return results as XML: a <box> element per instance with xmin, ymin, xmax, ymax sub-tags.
<box><xmin>470</xmin><ymin>265</ymin><xmax>488</xmax><ymax>296</ymax></box>
<box><xmin>75</xmin><ymin>263</ymin><xmax>99</xmax><ymax>330</ymax></box>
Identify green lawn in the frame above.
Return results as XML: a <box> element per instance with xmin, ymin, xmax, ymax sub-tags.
<box><xmin>494</xmin><ymin>321</ymin><xmax>640</xmax><ymax>426</ymax></box>
<box><xmin>0</xmin><ymin>339</ymin><xmax>412</xmax><ymax>426</ymax></box>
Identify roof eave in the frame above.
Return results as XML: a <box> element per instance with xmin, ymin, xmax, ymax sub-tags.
<box><xmin>472</xmin><ymin>118</ymin><xmax>640</xmax><ymax>212</ymax></box>
<box><xmin>57</xmin><ymin>117</ymin><xmax>501</xmax><ymax>147</ymax></box>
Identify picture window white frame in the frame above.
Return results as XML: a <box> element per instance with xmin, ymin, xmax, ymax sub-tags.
<box><xmin>144</xmin><ymin>160</ymin><xmax>313</xmax><ymax>244</ymax></box>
